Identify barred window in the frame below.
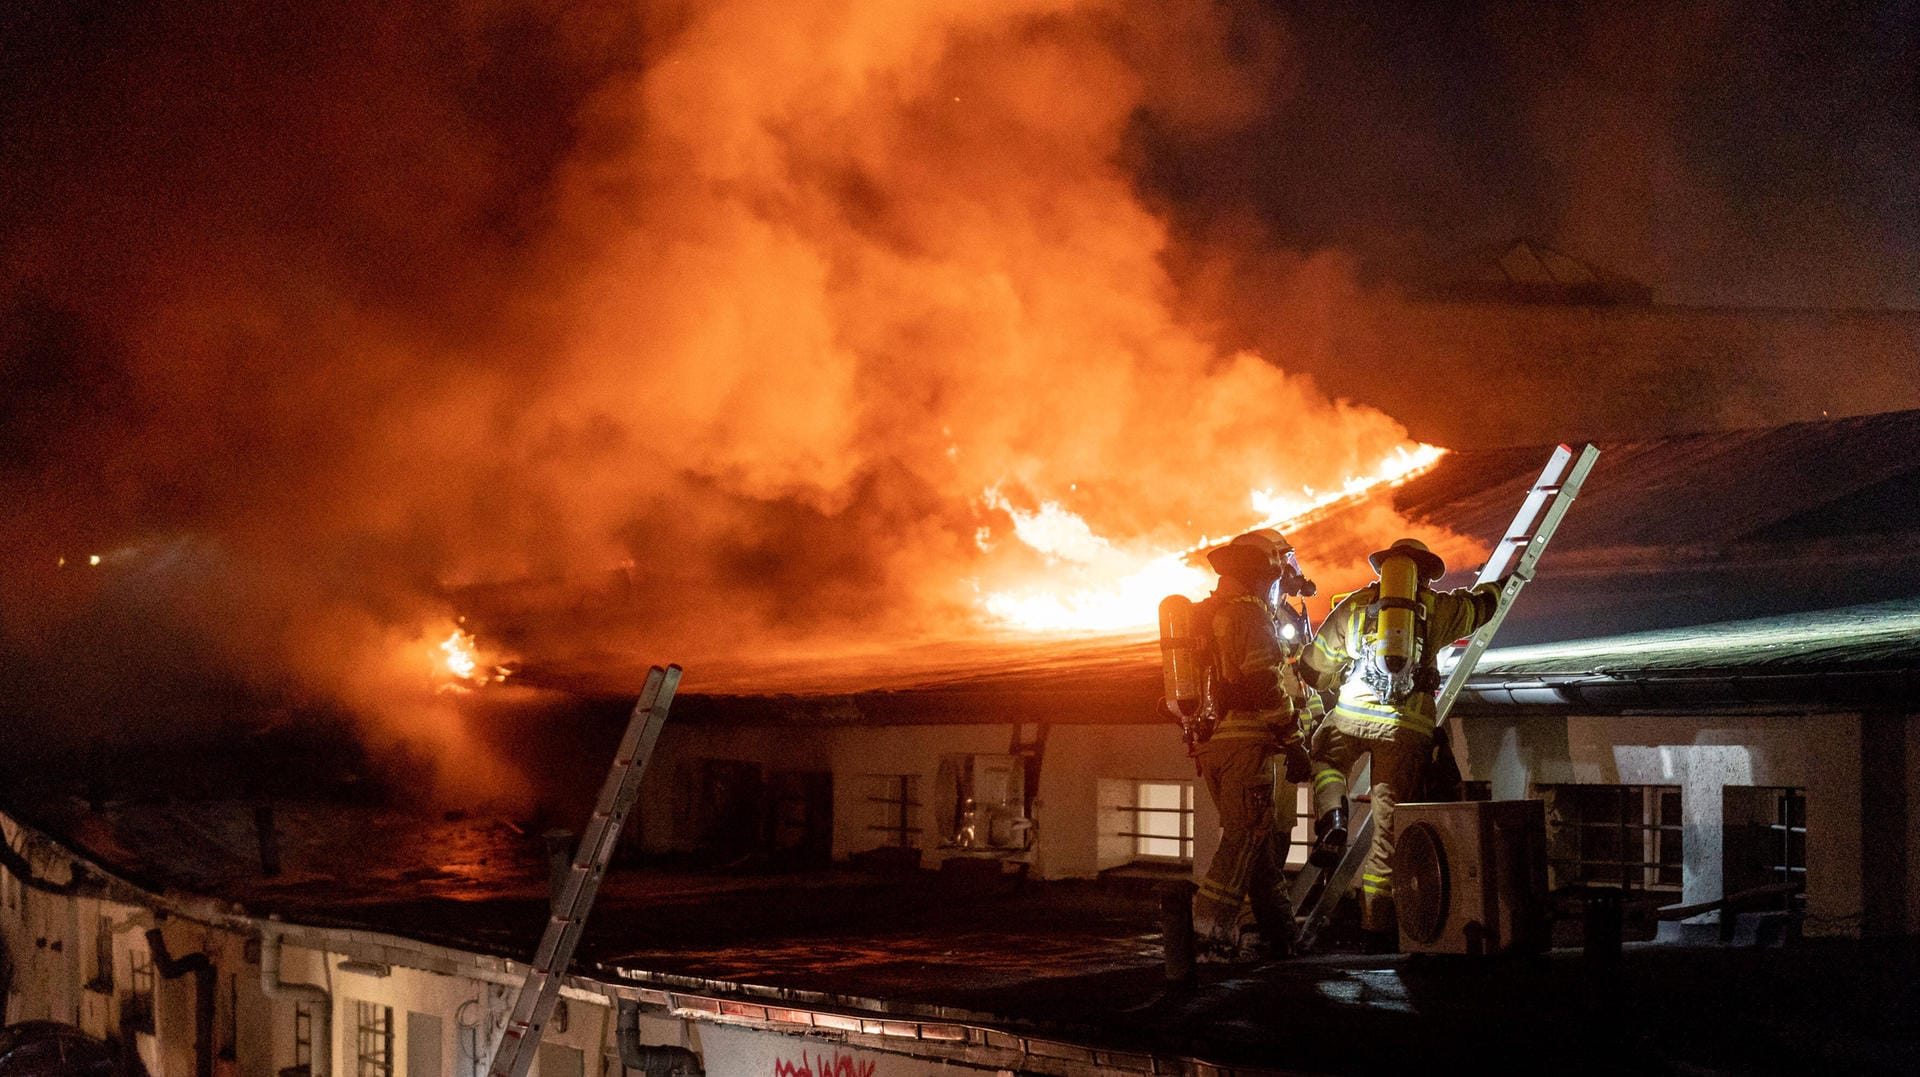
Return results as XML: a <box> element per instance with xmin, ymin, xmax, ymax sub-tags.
<box><xmin>287</xmin><ymin>1002</ymin><xmax>314</xmax><ymax>1077</ymax></box>
<box><xmin>1724</xmin><ymin>785</ymin><xmax>1807</xmax><ymax>915</ymax></box>
<box><xmin>356</xmin><ymin>1001</ymin><xmax>395</xmax><ymax>1077</ymax></box>
<box><xmin>1121</xmin><ymin>781</ymin><xmax>1195</xmax><ymax>863</ymax></box>
<box><xmin>861</xmin><ymin>775</ymin><xmax>920</xmax><ymax>849</ymax></box>
<box><xmin>1544</xmin><ymin>784</ymin><xmax>1683</xmax><ymax>892</ymax></box>
<box><xmin>127</xmin><ymin>950</ymin><xmax>157</xmax><ymax>1033</ymax></box>
<box><xmin>88</xmin><ymin>915</ymin><xmax>114</xmax><ymax>992</ymax></box>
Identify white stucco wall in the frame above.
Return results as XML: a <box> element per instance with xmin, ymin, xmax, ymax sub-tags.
<box><xmin>643</xmin><ymin>719</ymin><xmax>1315</xmax><ymax>883</ymax></box>
<box><xmin>1031</xmin><ymin>725</ymin><xmax>1193</xmax><ymax>879</ymax></box>
<box><xmin>828</xmin><ymin>725</ymin><xmax>1013</xmax><ymax>864</ymax></box>
<box><xmin>1457</xmin><ymin>712</ymin><xmax>1864</xmax><ymax>934</ymax></box>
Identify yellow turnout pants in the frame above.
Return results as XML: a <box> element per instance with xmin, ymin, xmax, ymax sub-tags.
<box><xmin>1308</xmin><ymin>721</ymin><xmax>1430</xmax><ymax>934</ymax></box>
<box><xmin>1193</xmin><ymin>736</ymin><xmax>1292</xmax><ymax>945</ymax></box>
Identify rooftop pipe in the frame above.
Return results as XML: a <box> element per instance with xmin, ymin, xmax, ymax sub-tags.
<box><xmin>616</xmin><ymin>998</ymin><xmax>703</xmax><ymax>1077</ymax></box>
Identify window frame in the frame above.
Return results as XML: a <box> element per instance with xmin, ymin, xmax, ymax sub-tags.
<box><xmin>355</xmin><ymin>1000</ymin><xmax>395</xmax><ymax>1077</ymax></box>
<box><xmin>1118</xmin><ymin>780</ymin><xmax>1196</xmax><ymax>864</ymax></box>
<box><xmin>86</xmin><ymin>914</ymin><xmax>115</xmax><ymax>993</ymax></box>
<box><xmin>862</xmin><ymin>774</ymin><xmax>922</xmax><ymax>849</ymax></box>
<box><xmin>1545</xmin><ymin>783</ymin><xmax>1684</xmax><ymax>893</ymax></box>
<box><xmin>127</xmin><ymin>948</ymin><xmax>158</xmax><ymax>1033</ymax></box>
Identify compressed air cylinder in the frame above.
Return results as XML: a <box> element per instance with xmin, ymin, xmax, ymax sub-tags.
<box><xmin>1377</xmin><ymin>553</ymin><xmax>1420</xmax><ymax>672</ymax></box>
<box><xmin>1158</xmin><ymin>594</ymin><xmax>1203</xmax><ymax>715</ymax></box>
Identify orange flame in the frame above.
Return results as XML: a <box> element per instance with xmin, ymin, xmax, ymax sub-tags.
<box><xmin>978</xmin><ymin>443</ymin><xmax>1447</xmax><ymax>633</ymax></box>
<box><xmin>434</xmin><ymin>626</ymin><xmax>511</xmax><ymax>693</ymax></box>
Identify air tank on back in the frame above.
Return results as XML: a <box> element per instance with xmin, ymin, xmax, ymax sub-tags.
<box><xmin>1376</xmin><ymin>552</ymin><xmax>1420</xmax><ymax>672</ymax></box>
<box><xmin>1157</xmin><ymin>594</ymin><xmax>1203</xmax><ymax>715</ymax></box>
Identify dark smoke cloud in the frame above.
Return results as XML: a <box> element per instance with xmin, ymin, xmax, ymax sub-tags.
<box><xmin>2</xmin><ymin>0</ymin><xmax>1909</xmax><ymax>798</ymax></box>
<box><xmin>1143</xmin><ymin>0</ymin><xmax>1918</xmax><ymax>309</ymax></box>
<box><xmin>0</xmin><ymin>1</ymin><xmax>1423</xmax><ymax>799</ymax></box>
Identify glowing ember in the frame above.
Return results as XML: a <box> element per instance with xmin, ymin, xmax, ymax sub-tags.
<box><xmin>979</xmin><ymin>443</ymin><xmax>1447</xmax><ymax>634</ymax></box>
<box><xmin>434</xmin><ymin>626</ymin><xmax>511</xmax><ymax>692</ymax></box>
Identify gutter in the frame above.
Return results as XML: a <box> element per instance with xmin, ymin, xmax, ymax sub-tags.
<box><xmin>1457</xmin><ymin>665</ymin><xmax>1920</xmax><ymax>714</ymax></box>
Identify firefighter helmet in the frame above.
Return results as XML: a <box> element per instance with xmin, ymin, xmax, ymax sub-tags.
<box><xmin>1367</xmin><ymin>537</ymin><xmax>1445</xmax><ymax>582</ymax></box>
<box><xmin>1206</xmin><ymin>529</ymin><xmax>1293</xmax><ymax>584</ymax></box>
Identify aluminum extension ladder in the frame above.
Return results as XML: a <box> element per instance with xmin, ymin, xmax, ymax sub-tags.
<box><xmin>1289</xmin><ymin>443</ymin><xmax>1601</xmax><ymax>952</ymax></box>
<box><xmin>486</xmin><ymin>665</ymin><xmax>683</xmax><ymax>1077</ymax></box>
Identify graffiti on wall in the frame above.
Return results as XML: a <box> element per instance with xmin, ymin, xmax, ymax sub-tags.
<box><xmin>771</xmin><ymin>1051</ymin><xmax>878</xmax><ymax>1077</ymax></box>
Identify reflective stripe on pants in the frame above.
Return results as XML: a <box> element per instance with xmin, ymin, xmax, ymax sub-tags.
<box><xmin>1307</xmin><ymin>719</ymin><xmax>1430</xmax><ymax>933</ymax></box>
<box><xmin>1192</xmin><ymin>738</ymin><xmax>1292</xmax><ymax>945</ymax></box>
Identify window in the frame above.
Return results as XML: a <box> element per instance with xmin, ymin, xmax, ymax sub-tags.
<box><xmin>283</xmin><ymin>1001</ymin><xmax>315</xmax><ymax>1077</ymax></box>
<box><xmin>862</xmin><ymin>775</ymin><xmax>920</xmax><ymax>848</ymax></box>
<box><xmin>88</xmin><ymin>915</ymin><xmax>114</xmax><ymax>992</ymax></box>
<box><xmin>356</xmin><ymin>1001</ymin><xmax>394</xmax><ymax>1077</ymax></box>
<box><xmin>1723</xmin><ymin>786</ymin><xmax>1807</xmax><ymax>915</ymax></box>
<box><xmin>1543</xmin><ymin>784</ymin><xmax>1683</xmax><ymax>891</ymax></box>
<box><xmin>127</xmin><ymin>949</ymin><xmax>157</xmax><ymax>1032</ymax></box>
<box><xmin>1121</xmin><ymin>781</ymin><xmax>1196</xmax><ymax>863</ymax></box>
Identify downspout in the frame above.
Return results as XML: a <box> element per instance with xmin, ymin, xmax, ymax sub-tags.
<box><xmin>261</xmin><ymin>931</ymin><xmax>332</xmax><ymax>1077</ymax></box>
<box><xmin>615</xmin><ymin>999</ymin><xmax>702</xmax><ymax>1077</ymax></box>
<box><xmin>145</xmin><ymin>928</ymin><xmax>215</xmax><ymax>1077</ymax></box>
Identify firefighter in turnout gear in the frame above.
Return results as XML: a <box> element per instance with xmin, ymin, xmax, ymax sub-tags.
<box><xmin>1299</xmin><ymin>537</ymin><xmax>1500</xmax><ymax>948</ymax></box>
<box><xmin>1189</xmin><ymin>529</ymin><xmax>1321</xmax><ymax>958</ymax></box>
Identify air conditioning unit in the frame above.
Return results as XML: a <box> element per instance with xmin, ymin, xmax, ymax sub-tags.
<box><xmin>1391</xmin><ymin>799</ymin><xmax>1550</xmax><ymax>955</ymax></box>
<box><xmin>934</xmin><ymin>754</ymin><xmax>1033</xmax><ymax>851</ymax></box>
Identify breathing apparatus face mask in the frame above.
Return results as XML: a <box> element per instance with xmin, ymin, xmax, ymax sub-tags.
<box><xmin>1277</xmin><ymin>550</ymin><xmax>1317</xmax><ymax>598</ymax></box>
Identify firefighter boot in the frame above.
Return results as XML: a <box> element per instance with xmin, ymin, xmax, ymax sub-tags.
<box><xmin>1308</xmin><ymin>805</ymin><xmax>1348</xmax><ymax>869</ymax></box>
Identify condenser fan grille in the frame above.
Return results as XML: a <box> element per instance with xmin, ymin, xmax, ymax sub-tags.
<box><xmin>1397</xmin><ymin>821</ymin><xmax>1450</xmax><ymax>944</ymax></box>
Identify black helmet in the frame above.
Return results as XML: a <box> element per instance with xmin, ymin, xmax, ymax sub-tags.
<box><xmin>1206</xmin><ymin>529</ymin><xmax>1291</xmax><ymax>582</ymax></box>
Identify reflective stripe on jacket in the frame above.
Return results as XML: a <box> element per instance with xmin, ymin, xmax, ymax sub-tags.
<box><xmin>1301</xmin><ymin>581</ymin><xmax>1498</xmax><ymax>737</ymax></box>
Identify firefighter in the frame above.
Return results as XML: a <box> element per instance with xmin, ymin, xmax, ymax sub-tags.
<box><xmin>1299</xmin><ymin>537</ymin><xmax>1500</xmax><ymax>950</ymax></box>
<box><xmin>1190</xmin><ymin>528</ymin><xmax>1319</xmax><ymax>959</ymax></box>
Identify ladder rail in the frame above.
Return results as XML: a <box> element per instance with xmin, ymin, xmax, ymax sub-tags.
<box><xmin>1290</xmin><ymin>444</ymin><xmax>1599</xmax><ymax>952</ymax></box>
<box><xmin>487</xmin><ymin>664</ymin><xmax>682</xmax><ymax>1077</ymax></box>
<box><xmin>1433</xmin><ymin>444</ymin><xmax>1600</xmax><ymax>723</ymax></box>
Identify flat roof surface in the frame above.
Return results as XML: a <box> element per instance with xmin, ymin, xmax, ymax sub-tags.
<box><xmin>1473</xmin><ymin>596</ymin><xmax>1920</xmax><ymax>678</ymax></box>
<box><xmin>11</xmin><ymin>797</ymin><xmax>1919</xmax><ymax>1074</ymax></box>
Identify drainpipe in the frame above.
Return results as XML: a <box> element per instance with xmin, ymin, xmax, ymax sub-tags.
<box><xmin>261</xmin><ymin>931</ymin><xmax>332</xmax><ymax>1077</ymax></box>
<box><xmin>145</xmin><ymin>928</ymin><xmax>215</xmax><ymax>1077</ymax></box>
<box><xmin>615</xmin><ymin>999</ymin><xmax>702</xmax><ymax>1077</ymax></box>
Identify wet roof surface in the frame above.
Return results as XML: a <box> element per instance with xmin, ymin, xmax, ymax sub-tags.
<box><xmin>16</xmin><ymin>796</ymin><xmax>1920</xmax><ymax>1074</ymax></box>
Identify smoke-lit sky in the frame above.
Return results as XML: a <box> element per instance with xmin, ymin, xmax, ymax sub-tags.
<box><xmin>1</xmin><ymin>0</ymin><xmax>1914</xmax><ymax>793</ymax></box>
<box><xmin>1150</xmin><ymin>0</ymin><xmax>1918</xmax><ymax>310</ymax></box>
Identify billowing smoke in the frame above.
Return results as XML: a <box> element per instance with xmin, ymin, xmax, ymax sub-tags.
<box><xmin>1</xmin><ymin>1</ymin><xmax>1471</xmax><ymax>798</ymax></box>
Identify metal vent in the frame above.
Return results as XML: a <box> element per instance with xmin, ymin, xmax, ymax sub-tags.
<box><xmin>1396</xmin><ymin>822</ymin><xmax>1450</xmax><ymax>945</ymax></box>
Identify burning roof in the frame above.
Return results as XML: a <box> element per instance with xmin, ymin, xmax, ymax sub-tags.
<box><xmin>664</xmin><ymin>407</ymin><xmax>1920</xmax><ymax>722</ymax></box>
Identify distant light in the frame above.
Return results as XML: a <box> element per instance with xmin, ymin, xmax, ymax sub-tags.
<box><xmin>88</xmin><ymin>555</ymin><xmax>101</xmax><ymax>566</ymax></box>
<box><xmin>56</xmin><ymin>557</ymin><xmax>66</xmax><ymax>568</ymax></box>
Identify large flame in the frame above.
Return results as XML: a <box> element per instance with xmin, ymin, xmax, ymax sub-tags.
<box><xmin>979</xmin><ymin>443</ymin><xmax>1446</xmax><ymax>633</ymax></box>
